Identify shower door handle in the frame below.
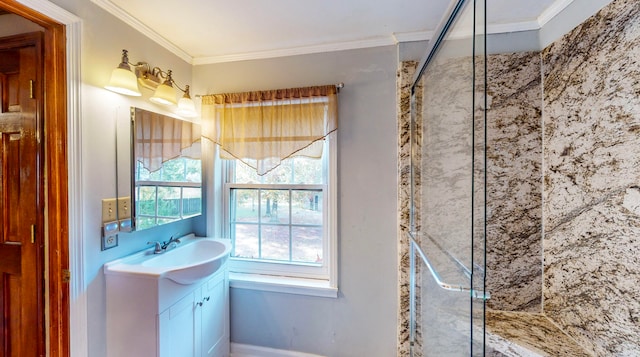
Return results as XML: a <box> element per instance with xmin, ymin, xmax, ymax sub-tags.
<box><xmin>409</xmin><ymin>232</ymin><xmax>490</xmax><ymax>300</ymax></box>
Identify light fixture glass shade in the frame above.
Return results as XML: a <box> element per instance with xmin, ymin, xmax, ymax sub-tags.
<box><xmin>105</xmin><ymin>67</ymin><xmax>141</xmax><ymax>96</ymax></box>
<box><xmin>149</xmin><ymin>82</ymin><xmax>177</xmax><ymax>106</ymax></box>
<box><xmin>177</xmin><ymin>97</ymin><xmax>198</xmax><ymax>118</ymax></box>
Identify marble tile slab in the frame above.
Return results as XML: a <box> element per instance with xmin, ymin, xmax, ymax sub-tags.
<box><xmin>399</xmin><ymin>1</ymin><xmax>640</xmax><ymax>355</ymax></box>
<box><xmin>419</xmin><ymin>55</ymin><xmax>476</xmax><ymax>273</ymax></box>
<box><xmin>485</xmin><ymin>333</ymin><xmax>540</xmax><ymax>357</ymax></box>
<box><xmin>486</xmin><ymin>310</ymin><xmax>593</xmax><ymax>357</ymax></box>
<box><xmin>399</xmin><ymin>51</ymin><xmax>546</xmax><ymax>354</ymax></box>
<box><xmin>542</xmin><ymin>195</ymin><xmax>640</xmax><ymax>355</ymax></box>
<box><xmin>485</xmin><ymin>51</ymin><xmax>543</xmax><ymax>312</ymax></box>
<box><xmin>397</xmin><ymin>60</ymin><xmax>418</xmax><ymax>357</ymax></box>
<box><xmin>542</xmin><ymin>0</ymin><xmax>640</xmax><ymax>354</ymax></box>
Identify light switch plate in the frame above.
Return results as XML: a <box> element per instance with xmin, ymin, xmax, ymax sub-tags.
<box><xmin>102</xmin><ymin>198</ymin><xmax>117</xmax><ymax>223</ymax></box>
<box><xmin>117</xmin><ymin>196</ymin><xmax>131</xmax><ymax>219</ymax></box>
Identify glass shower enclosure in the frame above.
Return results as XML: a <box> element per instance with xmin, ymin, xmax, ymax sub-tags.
<box><xmin>409</xmin><ymin>0</ymin><xmax>489</xmax><ymax>355</ymax></box>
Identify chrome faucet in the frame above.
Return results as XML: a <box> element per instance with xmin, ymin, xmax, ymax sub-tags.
<box><xmin>147</xmin><ymin>235</ymin><xmax>182</xmax><ymax>254</ymax></box>
<box><xmin>147</xmin><ymin>241</ymin><xmax>163</xmax><ymax>254</ymax></box>
<box><xmin>161</xmin><ymin>235</ymin><xmax>181</xmax><ymax>250</ymax></box>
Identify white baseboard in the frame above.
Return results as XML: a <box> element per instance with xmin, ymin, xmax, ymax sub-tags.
<box><xmin>230</xmin><ymin>343</ymin><xmax>326</xmax><ymax>357</ymax></box>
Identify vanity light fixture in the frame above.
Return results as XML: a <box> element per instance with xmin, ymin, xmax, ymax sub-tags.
<box><xmin>105</xmin><ymin>49</ymin><xmax>198</xmax><ymax>118</ymax></box>
<box><xmin>149</xmin><ymin>70</ymin><xmax>177</xmax><ymax>106</ymax></box>
<box><xmin>176</xmin><ymin>85</ymin><xmax>198</xmax><ymax>118</ymax></box>
<box><xmin>104</xmin><ymin>49</ymin><xmax>141</xmax><ymax>96</ymax></box>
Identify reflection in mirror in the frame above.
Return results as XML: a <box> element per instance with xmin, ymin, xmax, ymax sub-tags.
<box><xmin>130</xmin><ymin>107</ymin><xmax>202</xmax><ymax>231</ymax></box>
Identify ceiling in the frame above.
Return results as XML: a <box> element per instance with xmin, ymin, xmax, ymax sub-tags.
<box><xmin>93</xmin><ymin>0</ymin><xmax>570</xmax><ymax>64</ymax></box>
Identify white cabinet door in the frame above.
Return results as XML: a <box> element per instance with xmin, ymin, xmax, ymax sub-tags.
<box><xmin>199</xmin><ymin>274</ymin><xmax>227</xmax><ymax>357</ymax></box>
<box><xmin>159</xmin><ymin>291</ymin><xmax>197</xmax><ymax>357</ymax></box>
<box><xmin>159</xmin><ymin>271</ymin><xmax>228</xmax><ymax>357</ymax></box>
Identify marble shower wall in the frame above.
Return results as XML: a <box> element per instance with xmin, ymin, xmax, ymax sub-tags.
<box><xmin>398</xmin><ymin>1</ymin><xmax>640</xmax><ymax>354</ymax></box>
<box><xmin>397</xmin><ymin>52</ymin><xmax>545</xmax><ymax>353</ymax></box>
<box><xmin>397</xmin><ymin>52</ymin><xmax>544</xmax><ymax>354</ymax></box>
<box><xmin>542</xmin><ymin>0</ymin><xmax>640</xmax><ymax>354</ymax></box>
<box><xmin>419</xmin><ymin>52</ymin><xmax>484</xmax><ymax>356</ymax></box>
<box><xmin>420</xmin><ymin>55</ymin><xmax>475</xmax><ymax>274</ymax></box>
<box><xmin>397</xmin><ymin>60</ymin><xmax>417</xmax><ymax>357</ymax></box>
<box><xmin>485</xmin><ymin>52</ymin><xmax>543</xmax><ymax>312</ymax></box>
<box><xmin>407</xmin><ymin>51</ymin><xmax>545</xmax><ymax>313</ymax></box>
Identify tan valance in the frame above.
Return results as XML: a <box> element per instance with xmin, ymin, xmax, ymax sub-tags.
<box><xmin>134</xmin><ymin>108</ymin><xmax>202</xmax><ymax>173</ymax></box>
<box><xmin>201</xmin><ymin>85</ymin><xmax>338</xmax><ymax>175</ymax></box>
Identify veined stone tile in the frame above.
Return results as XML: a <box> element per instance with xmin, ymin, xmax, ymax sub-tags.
<box><xmin>485</xmin><ymin>51</ymin><xmax>543</xmax><ymax>312</ymax></box>
<box><xmin>399</xmin><ymin>1</ymin><xmax>640</xmax><ymax>355</ymax></box>
<box><xmin>542</xmin><ymin>0</ymin><xmax>640</xmax><ymax>354</ymax></box>
<box><xmin>543</xmin><ymin>0</ymin><xmax>640</xmax><ymax>229</ymax></box>
<box><xmin>420</xmin><ymin>55</ymin><xmax>476</xmax><ymax>269</ymax></box>
<box><xmin>486</xmin><ymin>310</ymin><xmax>593</xmax><ymax>356</ymax></box>
<box><xmin>543</xmin><ymin>194</ymin><xmax>640</xmax><ymax>355</ymax></box>
<box><xmin>397</xmin><ymin>61</ymin><xmax>418</xmax><ymax>357</ymax></box>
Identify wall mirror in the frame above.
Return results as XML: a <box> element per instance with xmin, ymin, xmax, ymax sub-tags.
<box><xmin>117</xmin><ymin>107</ymin><xmax>202</xmax><ymax>231</ymax></box>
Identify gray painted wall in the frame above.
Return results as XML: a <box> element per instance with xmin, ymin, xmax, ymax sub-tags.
<box><xmin>193</xmin><ymin>46</ymin><xmax>399</xmax><ymax>356</ymax></box>
<box><xmin>45</xmin><ymin>1</ymin><xmax>203</xmax><ymax>356</ymax></box>
<box><xmin>26</xmin><ymin>1</ymin><xmax>399</xmax><ymax>354</ymax></box>
<box><xmin>399</xmin><ymin>40</ymin><xmax>429</xmax><ymax>62</ymax></box>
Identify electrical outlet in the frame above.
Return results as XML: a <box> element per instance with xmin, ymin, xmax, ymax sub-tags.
<box><xmin>118</xmin><ymin>196</ymin><xmax>131</xmax><ymax>219</ymax></box>
<box><xmin>102</xmin><ymin>198</ymin><xmax>117</xmax><ymax>223</ymax></box>
<box><xmin>101</xmin><ymin>233</ymin><xmax>118</xmax><ymax>250</ymax></box>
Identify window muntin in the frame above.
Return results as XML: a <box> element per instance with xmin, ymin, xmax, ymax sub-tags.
<box><xmin>229</xmin><ymin>187</ymin><xmax>324</xmax><ymax>264</ymax></box>
<box><xmin>232</xmin><ymin>154</ymin><xmax>323</xmax><ymax>185</ymax></box>
<box><xmin>135</xmin><ymin>157</ymin><xmax>202</xmax><ymax>230</ymax></box>
<box><xmin>225</xmin><ymin>153</ymin><xmax>329</xmax><ymax>278</ymax></box>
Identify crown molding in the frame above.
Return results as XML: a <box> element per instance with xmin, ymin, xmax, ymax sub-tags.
<box><xmin>91</xmin><ymin>0</ymin><xmax>576</xmax><ymax>65</ymax></box>
<box><xmin>194</xmin><ymin>0</ymin><xmax>576</xmax><ymax>64</ymax></box>
<box><xmin>18</xmin><ymin>0</ymin><xmax>81</xmax><ymax>22</ymax></box>
<box><xmin>538</xmin><ymin>0</ymin><xmax>575</xmax><ymax>27</ymax></box>
<box><xmin>192</xmin><ymin>36</ymin><xmax>398</xmax><ymax>65</ymax></box>
<box><xmin>487</xmin><ymin>20</ymin><xmax>540</xmax><ymax>34</ymax></box>
<box><xmin>484</xmin><ymin>0</ymin><xmax>575</xmax><ymax>34</ymax></box>
<box><xmin>90</xmin><ymin>0</ymin><xmax>193</xmax><ymax>64</ymax></box>
<box><xmin>393</xmin><ymin>30</ymin><xmax>434</xmax><ymax>43</ymax></box>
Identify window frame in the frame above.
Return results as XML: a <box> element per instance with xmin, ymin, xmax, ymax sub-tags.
<box><xmin>221</xmin><ymin>132</ymin><xmax>338</xmax><ymax>291</ymax></box>
<box><xmin>135</xmin><ymin>181</ymin><xmax>203</xmax><ymax>225</ymax></box>
<box><xmin>134</xmin><ymin>157</ymin><xmax>203</xmax><ymax>230</ymax></box>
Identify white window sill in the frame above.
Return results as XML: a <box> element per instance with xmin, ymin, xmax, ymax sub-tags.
<box><xmin>229</xmin><ymin>272</ymin><xmax>338</xmax><ymax>298</ymax></box>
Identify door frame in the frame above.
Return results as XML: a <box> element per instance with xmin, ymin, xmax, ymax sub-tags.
<box><xmin>0</xmin><ymin>1</ymin><xmax>83</xmax><ymax>356</ymax></box>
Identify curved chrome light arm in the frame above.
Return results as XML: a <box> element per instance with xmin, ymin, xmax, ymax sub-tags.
<box><xmin>117</xmin><ymin>49</ymin><xmax>188</xmax><ymax>94</ymax></box>
<box><xmin>107</xmin><ymin>49</ymin><xmax>198</xmax><ymax>116</ymax></box>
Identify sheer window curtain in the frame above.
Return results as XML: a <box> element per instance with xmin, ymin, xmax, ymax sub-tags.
<box><xmin>200</xmin><ymin>85</ymin><xmax>338</xmax><ymax>175</ymax></box>
<box><xmin>134</xmin><ymin>108</ymin><xmax>202</xmax><ymax>173</ymax></box>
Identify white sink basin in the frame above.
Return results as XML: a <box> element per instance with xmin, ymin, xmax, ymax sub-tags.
<box><xmin>104</xmin><ymin>235</ymin><xmax>231</xmax><ymax>285</ymax></box>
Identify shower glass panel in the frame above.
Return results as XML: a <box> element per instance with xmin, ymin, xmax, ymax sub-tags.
<box><xmin>409</xmin><ymin>0</ymin><xmax>487</xmax><ymax>355</ymax></box>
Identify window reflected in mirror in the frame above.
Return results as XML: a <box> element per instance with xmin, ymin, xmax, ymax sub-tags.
<box><xmin>131</xmin><ymin>107</ymin><xmax>202</xmax><ymax>231</ymax></box>
<box><xmin>135</xmin><ymin>157</ymin><xmax>202</xmax><ymax>230</ymax></box>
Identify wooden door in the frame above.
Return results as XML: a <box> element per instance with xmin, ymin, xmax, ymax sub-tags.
<box><xmin>0</xmin><ymin>32</ymin><xmax>45</xmax><ymax>357</ymax></box>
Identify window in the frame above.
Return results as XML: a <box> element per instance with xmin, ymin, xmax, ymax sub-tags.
<box><xmin>201</xmin><ymin>85</ymin><xmax>339</xmax><ymax>294</ymax></box>
<box><xmin>224</xmin><ymin>134</ymin><xmax>336</xmax><ymax>283</ymax></box>
<box><xmin>135</xmin><ymin>157</ymin><xmax>202</xmax><ymax>230</ymax></box>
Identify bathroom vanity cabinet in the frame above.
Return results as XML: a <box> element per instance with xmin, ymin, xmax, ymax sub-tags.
<box><xmin>104</xmin><ymin>238</ymin><xmax>231</xmax><ymax>357</ymax></box>
<box><xmin>158</xmin><ymin>271</ymin><xmax>228</xmax><ymax>357</ymax></box>
<box><xmin>105</xmin><ymin>268</ymin><xmax>229</xmax><ymax>357</ymax></box>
